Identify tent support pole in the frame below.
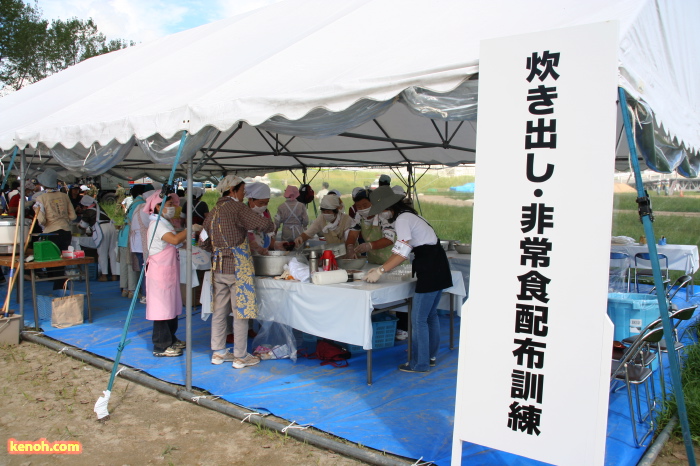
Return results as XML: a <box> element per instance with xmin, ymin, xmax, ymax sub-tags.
<box><xmin>185</xmin><ymin>158</ymin><xmax>193</xmax><ymax>391</ymax></box>
<box><xmin>104</xmin><ymin>131</ymin><xmax>189</xmax><ymax>395</ymax></box>
<box><xmin>407</xmin><ymin>164</ymin><xmax>423</xmax><ymax>214</ymax></box>
<box><xmin>1</xmin><ymin>146</ymin><xmax>18</xmax><ymax>190</ymax></box>
<box><xmin>18</xmin><ymin>149</ymin><xmax>26</xmax><ymax>329</ymax></box>
<box><xmin>619</xmin><ymin>87</ymin><xmax>695</xmax><ymax>464</ymax></box>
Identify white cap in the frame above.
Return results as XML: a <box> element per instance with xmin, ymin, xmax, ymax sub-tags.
<box><xmin>80</xmin><ymin>185</ymin><xmax>89</xmax><ymax>191</ymax></box>
<box><xmin>320</xmin><ymin>195</ymin><xmax>341</xmax><ymax>210</ymax></box>
<box><xmin>217</xmin><ymin>175</ymin><xmax>244</xmax><ymax>194</ymax></box>
<box><xmin>245</xmin><ymin>182</ymin><xmax>271</xmax><ymax>199</ymax></box>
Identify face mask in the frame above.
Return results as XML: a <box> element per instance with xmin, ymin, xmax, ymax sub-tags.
<box><xmin>251</xmin><ymin>205</ymin><xmax>267</xmax><ymax>214</ymax></box>
<box><xmin>323</xmin><ymin>213</ymin><xmax>336</xmax><ymax>222</ymax></box>
<box><xmin>357</xmin><ymin>207</ymin><xmax>371</xmax><ymax>218</ymax></box>
<box><xmin>379</xmin><ymin>211</ymin><xmax>392</xmax><ymax>220</ymax></box>
<box><xmin>162</xmin><ymin>207</ymin><xmax>176</xmax><ymax>219</ymax></box>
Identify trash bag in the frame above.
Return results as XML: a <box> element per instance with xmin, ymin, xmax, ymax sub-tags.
<box><xmin>252</xmin><ymin>320</ymin><xmax>298</xmax><ymax>362</ymax></box>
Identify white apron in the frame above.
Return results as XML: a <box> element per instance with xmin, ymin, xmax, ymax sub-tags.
<box><xmin>145</xmin><ymin>243</ymin><xmax>182</xmax><ymax>321</ymax></box>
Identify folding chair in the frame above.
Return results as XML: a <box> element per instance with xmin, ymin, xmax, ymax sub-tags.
<box><xmin>648</xmin><ymin>274</ymin><xmax>693</xmax><ymax>311</ymax></box>
<box><xmin>632</xmin><ymin>253</ymin><xmax>669</xmax><ymax>293</ymax></box>
<box><xmin>621</xmin><ymin>305</ymin><xmax>698</xmax><ymax>402</ymax></box>
<box><xmin>611</xmin><ymin>327</ymin><xmax>664</xmax><ymax>447</ymax></box>
<box><xmin>609</xmin><ymin>252</ymin><xmax>631</xmax><ymax>292</ymax></box>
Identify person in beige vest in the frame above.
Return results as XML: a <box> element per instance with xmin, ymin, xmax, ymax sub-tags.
<box><xmin>33</xmin><ymin>168</ymin><xmax>77</xmax><ymax>289</ymax></box>
<box><xmin>293</xmin><ymin>194</ymin><xmax>353</xmax><ymax>247</ymax></box>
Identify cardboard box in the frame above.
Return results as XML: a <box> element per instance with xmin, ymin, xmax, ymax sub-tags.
<box><xmin>0</xmin><ymin>314</ymin><xmax>21</xmax><ymax>345</ymax></box>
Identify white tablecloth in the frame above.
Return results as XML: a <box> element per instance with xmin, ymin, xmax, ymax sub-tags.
<box><xmin>200</xmin><ymin>270</ymin><xmax>465</xmax><ymax>350</ymax></box>
<box><xmin>610</xmin><ymin>243</ymin><xmax>699</xmax><ymax>274</ymax></box>
<box><xmin>446</xmin><ymin>250</ymin><xmax>471</xmax><ymax>300</ymax></box>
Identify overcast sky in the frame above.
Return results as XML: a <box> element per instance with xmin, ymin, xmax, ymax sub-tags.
<box><xmin>35</xmin><ymin>0</ymin><xmax>283</xmax><ymax>43</ymax></box>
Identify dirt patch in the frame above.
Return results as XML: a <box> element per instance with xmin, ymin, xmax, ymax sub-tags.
<box><xmin>614</xmin><ymin>183</ymin><xmax>637</xmax><ymax>193</ymax></box>
<box><xmin>0</xmin><ymin>341</ymin><xmax>367</xmax><ymax>465</ymax></box>
<box><xmin>653</xmin><ymin>437</ymin><xmax>700</xmax><ymax>465</ymax></box>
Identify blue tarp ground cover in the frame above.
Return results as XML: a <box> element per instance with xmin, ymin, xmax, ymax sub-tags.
<box><xmin>10</xmin><ymin>278</ymin><xmax>700</xmax><ymax>465</ymax></box>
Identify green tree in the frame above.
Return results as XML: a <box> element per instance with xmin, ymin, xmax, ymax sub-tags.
<box><xmin>45</xmin><ymin>17</ymin><xmax>133</xmax><ymax>73</ymax></box>
<box><xmin>0</xmin><ymin>0</ymin><xmax>48</xmax><ymax>91</ymax></box>
<box><xmin>0</xmin><ymin>0</ymin><xmax>133</xmax><ymax>93</ymax></box>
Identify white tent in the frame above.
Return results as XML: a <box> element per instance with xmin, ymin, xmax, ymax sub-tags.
<box><xmin>0</xmin><ymin>0</ymin><xmax>698</xmax><ymax>180</ymax></box>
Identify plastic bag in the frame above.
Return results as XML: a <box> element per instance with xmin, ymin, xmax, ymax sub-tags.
<box><xmin>252</xmin><ymin>321</ymin><xmax>298</xmax><ymax>362</ymax></box>
<box><xmin>288</xmin><ymin>257</ymin><xmax>310</xmax><ymax>283</ymax></box>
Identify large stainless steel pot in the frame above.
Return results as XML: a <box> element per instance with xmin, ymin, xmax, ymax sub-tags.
<box><xmin>252</xmin><ymin>251</ymin><xmax>293</xmax><ymax>276</ymax></box>
<box><xmin>0</xmin><ymin>217</ymin><xmax>29</xmax><ymax>254</ymax></box>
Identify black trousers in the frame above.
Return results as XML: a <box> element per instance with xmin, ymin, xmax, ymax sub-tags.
<box><xmin>47</xmin><ymin>229</ymin><xmax>72</xmax><ymax>289</ymax></box>
<box><xmin>152</xmin><ymin>317</ymin><xmax>178</xmax><ymax>352</ymax></box>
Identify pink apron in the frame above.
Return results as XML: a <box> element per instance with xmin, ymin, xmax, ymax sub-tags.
<box><xmin>145</xmin><ymin>244</ymin><xmax>182</xmax><ymax>321</ymax></box>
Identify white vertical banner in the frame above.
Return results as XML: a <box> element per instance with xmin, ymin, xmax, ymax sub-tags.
<box><xmin>452</xmin><ymin>22</ymin><xmax>618</xmax><ymax>466</ymax></box>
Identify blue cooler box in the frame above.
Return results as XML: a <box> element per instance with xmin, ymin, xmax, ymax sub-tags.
<box><xmin>607</xmin><ymin>293</ymin><xmax>661</xmax><ymax>341</ymax></box>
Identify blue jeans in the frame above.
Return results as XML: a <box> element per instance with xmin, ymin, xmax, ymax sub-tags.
<box><xmin>410</xmin><ymin>290</ymin><xmax>441</xmax><ymax>371</ymax></box>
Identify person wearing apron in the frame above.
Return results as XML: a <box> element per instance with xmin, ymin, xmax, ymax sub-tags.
<box><xmin>293</xmin><ymin>194</ymin><xmax>353</xmax><ymax>248</ymax></box>
<box><xmin>143</xmin><ymin>193</ymin><xmax>203</xmax><ymax>357</ymax></box>
<box><xmin>117</xmin><ymin>184</ymin><xmax>147</xmax><ymax>298</ymax></box>
<box><xmin>274</xmin><ymin>185</ymin><xmax>309</xmax><ymax>243</ymax></box>
<box><xmin>179</xmin><ymin>186</ymin><xmax>209</xmax><ymax>225</ymax></box>
<box><xmin>364</xmin><ymin>186</ymin><xmax>452</xmax><ymax>373</ymax></box>
<box><xmin>76</xmin><ymin>195</ymin><xmax>119</xmax><ymax>282</ymax></box>
<box><xmin>33</xmin><ymin>168</ymin><xmax>78</xmax><ymax>290</ymax></box>
<box><xmin>245</xmin><ymin>182</ymin><xmax>276</xmax><ymax>255</ymax></box>
<box><xmin>344</xmin><ymin>188</ymin><xmax>397</xmax><ymax>264</ymax></box>
<box><xmin>200</xmin><ymin>175</ymin><xmax>275</xmax><ymax>369</ymax></box>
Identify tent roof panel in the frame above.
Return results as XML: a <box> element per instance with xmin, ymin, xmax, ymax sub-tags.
<box><xmin>0</xmin><ymin>0</ymin><xmax>697</xmax><ymax>174</ymax></box>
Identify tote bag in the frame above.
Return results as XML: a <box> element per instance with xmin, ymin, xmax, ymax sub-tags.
<box><xmin>51</xmin><ymin>280</ymin><xmax>84</xmax><ymax>329</ymax></box>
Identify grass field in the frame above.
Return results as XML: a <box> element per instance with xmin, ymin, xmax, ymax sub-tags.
<box><xmin>266</xmin><ymin>168</ymin><xmax>475</xmax><ymax>196</ymax></box>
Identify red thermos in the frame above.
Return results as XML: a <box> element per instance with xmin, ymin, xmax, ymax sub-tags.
<box><xmin>320</xmin><ymin>250</ymin><xmax>338</xmax><ymax>271</ymax></box>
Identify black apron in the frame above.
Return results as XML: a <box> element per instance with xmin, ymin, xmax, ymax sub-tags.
<box><xmin>412</xmin><ymin>240</ymin><xmax>453</xmax><ymax>294</ymax></box>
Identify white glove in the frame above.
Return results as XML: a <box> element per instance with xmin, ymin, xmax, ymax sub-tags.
<box><xmin>364</xmin><ymin>267</ymin><xmax>383</xmax><ymax>283</ymax></box>
<box><xmin>191</xmin><ymin>224</ymin><xmax>204</xmax><ymax>233</ymax></box>
<box><xmin>345</xmin><ymin>244</ymin><xmax>356</xmax><ymax>259</ymax></box>
<box><xmin>294</xmin><ymin>236</ymin><xmax>305</xmax><ymax>248</ymax></box>
<box><xmin>355</xmin><ymin>242</ymin><xmax>372</xmax><ymax>255</ymax></box>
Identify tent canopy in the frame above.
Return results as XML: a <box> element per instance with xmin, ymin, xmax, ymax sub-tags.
<box><xmin>0</xmin><ymin>0</ymin><xmax>698</xmax><ymax>181</ymax></box>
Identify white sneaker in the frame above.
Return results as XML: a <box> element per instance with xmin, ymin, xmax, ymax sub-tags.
<box><xmin>153</xmin><ymin>346</ymin><xmax>183</xmax><ymax>357</ymax></box>
<box><xmin>232</xmin><ymin>353</ymin><xmax>261</xmax><ymax>369</ymax></box>
<box><xmin>396</xmin><ymin>329</ymin><xmax>408</xmax><ymax>341</ymax></box>
<box><xmin>139</xmin><ymin>296</ymin><xmax>147</xmax><ymax>304</ymax></box>
<box><xmin>211</xmin><ymin>349</ymin><xmax>235</xmax><ymax>365</ymax></box>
